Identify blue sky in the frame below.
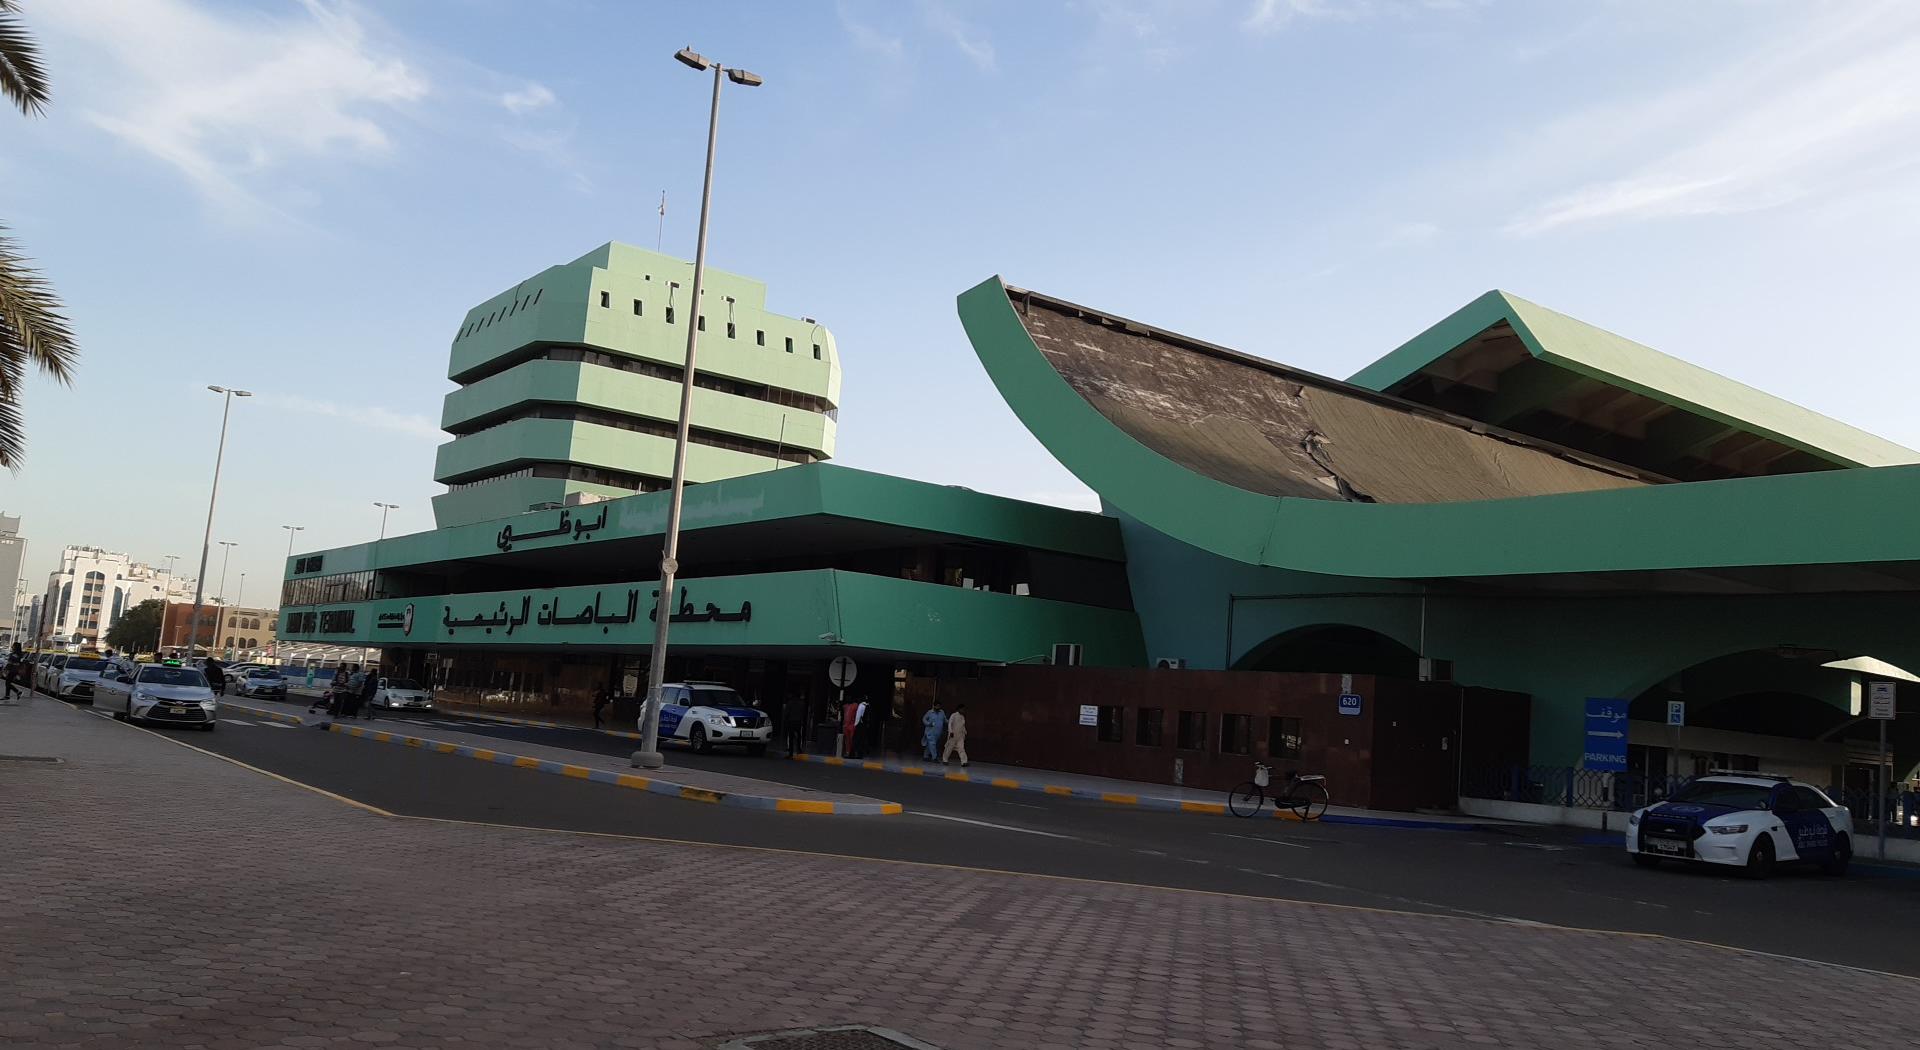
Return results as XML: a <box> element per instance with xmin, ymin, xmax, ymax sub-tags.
<box><xmin>5</xmin><ymin>0</ymin><xmax>1920</xmax><ymax>605</ymax></box>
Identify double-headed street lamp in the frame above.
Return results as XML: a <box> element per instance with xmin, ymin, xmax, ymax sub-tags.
<box><xmin>185</xmin><ymin>386</ymin><xmax>249</xmax><ymax>660</ymax></box>
<box><xmin>282</xmin><ymin>524</ymin><xmax>305</xmax><ymax>561</ymax></box>
<box><xmin>632</xmin><ymin>47</ymin><xmax>763</xmax><ymax>771</ymax></box>
<box><xmin>374</xmin><ymin>502</ymin><xmax>398</xmax><ymax>541</ymax></box>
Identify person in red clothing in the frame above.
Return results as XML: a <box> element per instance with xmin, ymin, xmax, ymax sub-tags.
<box><xmin>840</xmin><ymin>697</ymin><xmax>860</xmax><ymax>758</ymax></box>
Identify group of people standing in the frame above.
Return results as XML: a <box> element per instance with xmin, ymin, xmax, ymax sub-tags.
<box><xmin>307</xmin><ymin>664</ymin><xmax>379</xmax><ymax>720</ymax></box>
<box><xmin>920</xmin><ymin>701</ymin><xmax>968</xmax><ymax>767</ymax></box>
<box><xmin>771</xmin><ymin>694</ymin><xmax>968</xmax><ymax>766</ymax></box>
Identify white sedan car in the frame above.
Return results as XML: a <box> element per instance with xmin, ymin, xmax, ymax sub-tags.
<box><xmin>654</xmin><ymin>681</ymin><xmax>772</xmax><ymax>756</ymax></box>
<box><xmin>46</xmin><ymin>655</ymin><xmax>112</xmax><ymax>702</ymax></box>
<box><xmin>94</xmin><ymin>663</ymin><xmax>219</xmax><ymax>731</ymax></box>
<box><xmin>371</xmin><ymin>677</ymin><xmax>434</xmax><ymax>711</ymax></box>
<box><xmin>1627</xmin><ymin>774</ymin><xmax>1852</xmax><ymax>878</ymax></box>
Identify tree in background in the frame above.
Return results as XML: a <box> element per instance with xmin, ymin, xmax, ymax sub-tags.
<box><xmin>0</xmin><ymin>1</ymin><xmax>79</xmax><ymax>467</ymax></box>
<box><xmin>105</xmin><ymin>599</ymin><xmax>164</xmax><ymax>654</ymax></box>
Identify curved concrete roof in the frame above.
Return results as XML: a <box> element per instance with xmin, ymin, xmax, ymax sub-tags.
<box><xmin>958</xmin><ymin>276</ymin><xmax>1920</xmax><ymax>583</ymax></box>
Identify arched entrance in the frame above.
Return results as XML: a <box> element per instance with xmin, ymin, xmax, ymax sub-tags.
<box><xmin>1235</xmin><ymin>624</ymin><xmax>1419</xmax><ymax>678</ymax></box>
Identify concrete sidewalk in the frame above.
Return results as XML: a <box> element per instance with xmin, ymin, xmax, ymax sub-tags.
<box><xmin>8</xmin><ymin>678</ymin><xmax>1916</xmax><ymax>1049</ymax></box>
<box><xmin>793</xmin><ymin>752</ymin><xmax>1512</xmax><ymax>830</ymax></box>
<box><xmin>221</xmin><ymin>698</ymin><xmax>902</xmax><ymax>817</ymax></box>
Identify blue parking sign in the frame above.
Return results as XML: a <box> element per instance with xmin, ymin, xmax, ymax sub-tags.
<box><xmin>1338</xmin><ymin>693</ymin><xmax>1363</xmax><ymax>717</ymax></box>
<box><xmin>1583</xmin><ymin>697</ymin><xmax>1630</xmax><ymax>771</ymax></box>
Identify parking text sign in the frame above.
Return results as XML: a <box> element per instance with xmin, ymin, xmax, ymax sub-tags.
<box><xmin>1584</xmin><ymin>697</ymin><xmax>1630</xmax><ymax>771</ymax></box>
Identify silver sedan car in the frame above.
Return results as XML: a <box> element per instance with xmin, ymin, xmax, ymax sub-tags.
<box><xmin>94</xmin><ymin>663</ymin><xmax>218</xmax><ymax>730</ymax></box>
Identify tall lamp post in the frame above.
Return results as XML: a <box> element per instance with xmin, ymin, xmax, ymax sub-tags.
<box><xmin>281</xmin><ymin>524</ymin><xmax>304</xmax><ymax>561</ymax></box>
<box><xmin>185</xmin><ymin>387</ymin><xmax>250</xmax><ymax>661</ymax></box>
<box><xmin>216</xmin><ymin>541</ymin><xmax>238</xmax><ymax>603</ymax></box>
<box><xmin>633</xmin><ymin>46</ymin><xmax>763</xmax><ymax>770</ymax></box>
<box><xmin>373</xmin><ymin>502</ymin><xmax>398</xmax><ymax>541</ymax></box>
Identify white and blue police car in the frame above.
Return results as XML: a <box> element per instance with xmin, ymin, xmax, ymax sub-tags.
<box><xmin>1626</xmin><ymin>773</ymin><xmax>1852</xmax><ymax>878</ymax></box>
<box><xmin>653</xmin><ymin>681</ymin><xmax>772</xmax><ymax>756</ymax></box>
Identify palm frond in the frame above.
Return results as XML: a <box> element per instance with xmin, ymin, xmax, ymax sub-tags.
<box><xmin>0</xmin><ymin>2</ymin><xmax>49</xmax><ymax>118</ymax></box>
<box><xmin>0</xmin><ymin>227</ymin><xmax>78</xmax><ymax>469</ymax></box>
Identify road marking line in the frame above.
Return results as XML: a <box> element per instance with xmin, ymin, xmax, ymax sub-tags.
<box><xmin>261</xmin><ymin>721</ymin><xmax>294</xmax><ymax>729</ymax></box>
<box><xmin>996</xmin><ymin>801</ymin><xmax>1043</xmax><ymax>810</ymax></box>
<box><xmin>79</xmin><ymin>712</ymin><xmax>1917</xmax><ymax>985</ymax></box>
<box><xmin>1216</xmin><ymin>832</ymin><xmax>1311</xmax><ymax>850</ymax></box>
<box><xmin>218</xmin><ymin>718</ymin><xmax>254</xmax><ymax>726</ymax></box>
<box><xmin>914</xmin><ymin>811</ymin><xmax>1081</xmax><ymax>840</ymax></box>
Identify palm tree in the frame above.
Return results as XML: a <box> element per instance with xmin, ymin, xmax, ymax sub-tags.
<box><xmin>0</xmin><ymin>0</ymin><xmax>78</xmax><ymax>468</ymax></box>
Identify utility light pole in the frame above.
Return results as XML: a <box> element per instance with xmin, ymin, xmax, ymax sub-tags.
<box><xmin>282</xmin><ymin>524</ymin><xmax>304</xmax><ymax>560</ymax></box>
<box><xmin>216</xmin><ymin>541</ymin><xmax>238</xmax><ymax>603</ymax></box>
<box><xmin>374</xmin><ymin>502</ymin><xmax>398</xmax><ymax>541</ymax></box>
<box><xmin>185</xmin><ymin>387</ymin><xmax>249</xmax><ymax>660</ymax></box>
<box><xmin>633</xmin><ymin>46</ymin><xmax>763</xmax><ymax>771</ymax></box>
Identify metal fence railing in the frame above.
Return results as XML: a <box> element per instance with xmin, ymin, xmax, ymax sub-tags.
<box><xmin>1460</xmin><ymin>765</ymin><xmax>1689</xmax><ymax>810</ymax></box>
<box><xmin>1462</xmin><ymin>766</ymin><xmax>1920</xmax><ymax>837</ymax></box>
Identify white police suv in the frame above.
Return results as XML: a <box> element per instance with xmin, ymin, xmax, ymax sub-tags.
<box><xmin>654</xmin><ymin>681</ymin><xmax>772</xmax><ymax>756</ymax></box>
<box><xmin>1626</xmin><ymin>773</ymin><xmax>1852</xmax><ymax>878</ymax></box>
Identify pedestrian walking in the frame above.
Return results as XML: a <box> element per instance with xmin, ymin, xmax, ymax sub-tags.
<box><xmin>852</xmin><ymin>697</ymin><xmax>871</xmax><ymax>759</ymax></box>
<box><xmin>782</xmin><ymin>695</ymin><xmax>807</xmax><ymax>755</ymax></box>
<box><xmin>592</xmin><ymin>686</ymin><xmax>610</xmax><ymax>730</ymax></box>
<box><xmin>941</xmin><ymin>703</ymin><xmax>969</xmax><ymax>767</ymax></box>
<box><xmin>339</xmin><ymin>666</ymin><xmax>366</xmax><ymax>718</ymax></box>
<box><xmin>204</xmin><ymin>658</ymin><xmax>227</xmax><ymax>697</ymax></box>
<box><xmin>311</xmin><ymin>664</ymin><xmax>344</xmax><ymax>714</ymax></box>
<box><xmin>359</xmin><ymin>668</ymin><xmax>380</xmax><ymax>719</ymax></box>
<box><xmin>4</xmin><ymin>643</ymin><xmax>24</xmax><ymax>702</ymax></box>
<box><xmin>920</xmin><ymin>702</ymin><xmax>946</xmax><ymax>763</ymax></box>
<box><xmin>840</xmin><ymin>698</ymin><xmax>860</xmax><ymax>759</ymax></box>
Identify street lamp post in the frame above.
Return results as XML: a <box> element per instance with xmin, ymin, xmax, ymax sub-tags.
<box><xmin>216</xmin><ymin>541</ymin><xmax>238</xmax><ymax>603</ymax></box>
<box><xmin>282</xmin><ymin>524</ymin><xmax>304</xmax><ymax>561</ymax></box>
<box><xmin>185</xmin><ymin>387</ymin><xmax>250</xmax><ymax>661</ymax></box>
<box><xmin>633</xmin><ymin>46</ymin><xmax>763</xmax><ymax>771</ymax></box>
<box><xmin>237</xmin><ymin>572</ymin><xmax>246</xmax><ymax>608</ymax></box>
<box><xmin>373</xmin><ymin>502</ymin><xmax>398</xmax><ymax>541</ymax></box>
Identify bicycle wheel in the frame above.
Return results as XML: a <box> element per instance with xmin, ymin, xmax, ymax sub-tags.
<box><xmin>1287</xmin><ymin>781</ymin><xmax>1330</xmax><ymax>821</ymax></box>
<box><xmin>1227</xmin><ymin>781</ymin><xmax>1265</xmax><ymax>818</ymax></box>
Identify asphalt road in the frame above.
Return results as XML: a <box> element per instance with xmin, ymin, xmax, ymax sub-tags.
<box><xmin>79</xmin><ymin>691</ymin><xmax>1920</xmax><ymax>977</ymax></box>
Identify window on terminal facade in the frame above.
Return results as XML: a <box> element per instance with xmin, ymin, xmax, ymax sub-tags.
<box><xmin>666</xmin><ymin>306</ymin><xmax>676</xmax><ymax>324</ymax></box>
<box><xmin>756</xmin><ymin>330</ymin><xmax>765</xmax><ymax>346</ymax></box>
<box><xmin>1096</xmin><ymin>705</ymin><xmax>1124</xmax><ymax>743</ymax></box>
<box><xmin>599</xmin><ymin>291</ymin><xmax>610</xmax><ymax>308</ymax></box>
<box><xmin>1220</xmin><ymin>713</ymin><xmax>1252</xmax><ymax>756</ymax></box>
<box><xmin>697</xmin><ymin>315</ymin><xmax>705</xmax><ymax>332</ymax></box>
<box><xmin>813</xmin><ymin>344</ymin><xmax>822</xmax><ymax>360</ymax></box>
<box><xmin>1269</xmin><ymin>716</ymin><xmax>1302</xmax><ymax>759</ymax></box>
<box><xmin>784</xmin><ymin>336</ymin><xmax>793</xmax><ymax>353</ymax></box>
<box><xmin>633</xmin><ymin>299</ymin><xmax>643</xmax><ymax>316</ymax></box>
<box><xmin>1136</xmin><ymin>708</ymin><xmax>1164</xmax><ymax>746</ymax></box>
<box><xmin>1177</xmin><ymin>711</ymin><xmax>1208</xmax><ymax>751</ymax></box>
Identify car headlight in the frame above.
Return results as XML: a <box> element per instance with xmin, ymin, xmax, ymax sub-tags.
<box><xmin>1628</xmin><ymin>812</ymin><xmax>1641</xmax><ymax>826</ymax></box>
<box><xmin>200</xmin><ymin>699</ymin><xmax>217</xmax><ymax>709</ymax></box>
<box><xmin>1707</xmin><ymin>824</ymin><xmax>1748</xmax><ymax>835</ymax></box>
<box><xmin>131</xmin><ymin>691</ymin><xmax>149</xmax><ymax>704</ymax></box>
<box><xmin>706</xmin><ymin>714</ymin><xmax>725</xmax><ymax>725</ymax></box>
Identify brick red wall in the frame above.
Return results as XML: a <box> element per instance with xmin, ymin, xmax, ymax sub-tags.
<box><xmin>907</xmin><ymin>666</ymin><xmax>1472</xmax><ymax>811</ymax></box>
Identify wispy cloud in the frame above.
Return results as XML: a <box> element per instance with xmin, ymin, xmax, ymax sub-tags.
<box><xmin>838</xmin><ymin>1</ymin><xmax>904</xmax><ymax>60</ymax></box>
<box><xmin>262</xmin><ymin>395</ymin><xmax>441</xmax><ymax>442</ymax></box>
<box><xmin>35</xmin><ymin>0</ymin><xmax>427</xmax><ymax>224</ymax></box>
<box><xmin>1244</xmin><ymin>0</ymin><xmax>1483</xmax><ymax>33</ymax></box>
<box><xmin>920</xmin><ymin>1</ymin><xmax>996</xmax><ymax>71</ymax></box>
<box><xmin>499</xmin><ymin>82</ymin><xmax>556</xmax><ymax>115</ymax></box>
<box><xmin>1505</xmin><ymin>4</ymin><xmax>1920</xmax><ymax>235</ymax></box>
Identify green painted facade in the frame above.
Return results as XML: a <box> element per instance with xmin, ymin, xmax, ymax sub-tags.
<box><xmin>283</xmin><ymin>463</ymin><xmax>1144</xmax><ymax>669</ymax></box>
<box><xmin>433</xmin><ymin>243</ymin><xmax>842</xmax><ymax>528</ymax></box>
<box><xmin>958</xmin><ymin>276</ymin><xmax>1920</xmax><ymax>770</ymax></box>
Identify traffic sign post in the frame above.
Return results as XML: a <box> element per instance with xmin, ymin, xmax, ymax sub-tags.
<box><xmin>1870</xmin><ymin>681</ymin><xmax>1896</xmax><ymax>860</ymax></box>
<box><xmin>1582</xmin><ymin>698</ymin><xmax>1629</xmax><ymax>772</ymax></box>
<box><xmin>827</xmin><ymin>657</ymin><xmax>858</xmax><ymax>758</ymax></box>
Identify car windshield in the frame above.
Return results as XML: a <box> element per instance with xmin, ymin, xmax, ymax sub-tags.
<box><xmin>1670</xmin><ymin>781</ymin><xmax>1773</xmax><ymax>810</ymax></box>
<box><xmin>691</xmin><ymin>687</ymin><xmax>742</xmax><ymax>707</ymax></box>
<box><xmin>248</xmin><ymin>669</ymin><xmax>282</xmax><ymax>678</ymax></box>
<box><xmin>386</xmin><ymin>679</ymin><xmax>421</xmax><ymax>690</ymax></box>
<box><xmin>138</xmin><ymin>667</ymin><xmax>209</xmax><ymax>687</ymax></box>
<box><xmin>66</xmin><ymin>658</ymin><xmax>107</xmax><ymax>671</ymax></box>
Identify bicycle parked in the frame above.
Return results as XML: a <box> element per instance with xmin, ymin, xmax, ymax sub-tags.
<box><xmin>1228</xmin><ymin>763</ymin><xmax>1330</xmax><ymax>820</ymax></box>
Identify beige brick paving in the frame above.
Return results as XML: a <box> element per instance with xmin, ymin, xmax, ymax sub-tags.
<box><xmin>3</xmin><ymin>696</ymin><xmax>1914</xmax><ymax>1049</ymax></box>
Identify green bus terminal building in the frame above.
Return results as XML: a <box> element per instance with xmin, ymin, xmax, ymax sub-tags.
<box><xmin>282</xmin><ymin>243</ymin><xmax>1920</xmax><ymax>811</ymax></box>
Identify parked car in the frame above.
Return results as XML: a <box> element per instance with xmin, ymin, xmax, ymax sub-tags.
<box><xmin>94</xmin><ymin>663</ymin><xmax>218</xmax><ymax>730</ymax></box>
<box><xmin>45</xmin><ymin>655</ymin><xmax>111</xmax><ymax>702</ymax></box>
<box><xmin>371</xmin><ymin>678</ymin><xmax>433</xmax><ymax>711</ymax></box>
<box><xmin>232</xmin><ymin>668</ymin><xmax>289</xmax><ymax>699</ymax></box>
<box><xmin>36</xmin><ymin>652</ymin><xmax>67</xmax><ymax>693</ymax></box>
<box><xmin>1626</xmin><ymin>773</ymin><xmax>1852</xmax><ymax>878</ymax></box>
<box><xmin>654</xmin><ymin>681</ymin><xmax>771</xmax><ymax>756</ymax></box>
